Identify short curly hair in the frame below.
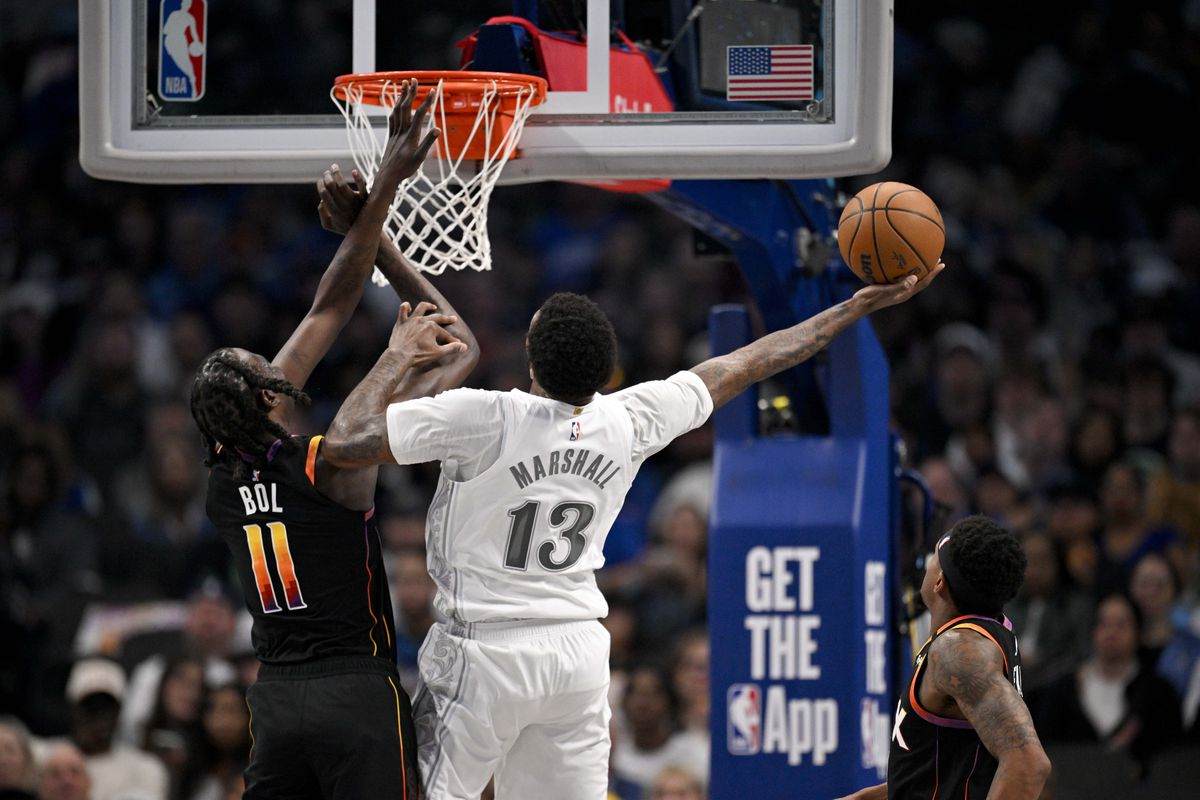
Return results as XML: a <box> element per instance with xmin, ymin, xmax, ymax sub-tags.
<box><xmin>527</xmin><ymin>293</ymin><xmax>617</xmax><ymax>403</ymax></box>
<box><xmin>943</xmin><ymin>515</ymin><xmax>1026</xmax><ymax>614</ymax></box>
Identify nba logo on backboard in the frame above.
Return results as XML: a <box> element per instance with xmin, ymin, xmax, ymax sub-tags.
<box><xmin>727</xmin><ymin>684</ymin><xmax>761</xmax><ymax>755</ymax></box>
<box><xmin>158</xmin><ymin>0</ymin><xmax>207</xmax><ymax>102</ymax></box>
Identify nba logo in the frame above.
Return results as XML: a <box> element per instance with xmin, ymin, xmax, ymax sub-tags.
<box><xmin>159</xmin><ymin>0</ymin><xmax>207</xmax><ymax>101</ymax></box>
<box><xmin>727</xmin><ymin>684</ymin><xmax>761</xmax><ymax>755</ymax></box>
<box><xmin>570</xmin><ymin>420</ymin><xmax>582</xmax><ymax>441</ymax></box>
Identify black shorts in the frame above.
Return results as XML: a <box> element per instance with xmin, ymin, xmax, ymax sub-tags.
<box><xmin>245</xmin><ymin>656</ymin><xmax>420</xmax><ymax>799</ymax></box>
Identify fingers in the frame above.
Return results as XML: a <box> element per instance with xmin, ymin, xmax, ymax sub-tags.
<box><xmin>409</xmin><ymin>89</ymin><xmax>436</xmax><ymax>137</ymax></box>
<box><xmin>914</xmin><ymin>260</ymin><xmax>946</xmax><ymax>291</ymax></box>
<box><xmin>350</xmin><ymin>168</ymin><xmax>364</xmax><ymax>194</ymax></box>
<box><xmin>327</xmin><ymin>165</ymin><xmax>358</xmax><ymax>209</ymax></box>
<box><xmin>397</xmin><ymin>302</ymin><xmax>411</xmax><ymax>323</ymax></box>
<box><xmin>415</xmin><ymin>128</ymin><xmax>441</xmax><ymax>162</ymax></box>
<box><xmin>410</xmin><ymin>301</ymin><xmax>437</xmax><ymax>318</ymax></box>
<box><xmin>398</xmin><ymin>79</ymin><xmax>415</xmax><ymax>133</ymax></box>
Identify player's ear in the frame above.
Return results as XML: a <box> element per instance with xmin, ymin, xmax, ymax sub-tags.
<box><xmin>933</xmin><ymin>567</ymin><xmax>949</xmax><ymax>599</ymax></box>
<box><xmin>258</xmin><ymin>388</ymin><xmax>280</xmax><ymax>409</ymax></box>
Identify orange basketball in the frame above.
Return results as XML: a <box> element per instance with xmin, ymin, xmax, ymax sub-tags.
<box><xmin>837</xmin><ymin>182</ymin><xmax>945</xmax><ymax>284</ymax></box>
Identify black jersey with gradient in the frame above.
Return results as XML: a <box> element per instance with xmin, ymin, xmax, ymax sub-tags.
<box><xmin>206</xmin><ymin>435</ymin><xmax>396</xmax><ymax>665</ymax></box>
<box><xmin>888</xmin><ymin>614</ymin><xmax>1022</xmax><ymax>800</ymax></box>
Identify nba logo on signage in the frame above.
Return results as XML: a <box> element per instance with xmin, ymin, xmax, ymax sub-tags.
<box><xmin>727</xmin><ymin>684</ymin><xmax>761</xmax><ymax>755</ymax></box>
<box><xmin>159</xmin><ymin>0</ymin><xmax>207</xmax><ymax>101</ymax></box>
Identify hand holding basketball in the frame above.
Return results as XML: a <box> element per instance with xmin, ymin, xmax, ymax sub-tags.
<box><xmin>838</xmin><ymin>182</ymin><xmax>946</xmax><ymax>284</ymax></box>
<box><xmin>852</xmin><ymin>260</ymin><xmax>945</xmax><ymax>312</ymax></box>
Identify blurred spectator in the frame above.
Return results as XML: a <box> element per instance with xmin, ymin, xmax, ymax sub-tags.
<box><xmin>185</xmin><ymin>684</ymin><xmax>249</xmax><ymax>800</ymax></box>
<box><xmin>1032</xmin><ymin>594</ymin><xmax>1182</xmax><ymax>769</ymax></box>
<box><xmin>389</xmin><ymin>548</ymin><xmax>436</xmax><ymax>694</ymax></box>
<box><xmin>1070</xmin><ymin>408</ymin><xmax>1123</xmax><ymax>488</ymax></box>
<box><xmin>0</xmin><ymin>716</ymin><xmax>35</xmax><ymax>800</ymax></box>
<box><xmin>1094</xmin><ymin>462</ymin><xmax>1180</xmax><ymax>595</ymax></box>
<box><xmin>671</xmin><ymin>630</ymin><xmax>709</xmax><ymax>736</ymax></box>
<box><xmin>139</xmin><ymin>658</ymin><xmax>205</xmax><ymax>798</ymax></box>
<box><xmin>0</xmin><ymin>442</ymin><xmax>100</xmax><ymax>729</ymax></box>
<box><xmin>649</xmin><ymin>765</ymin><xmax>705</xmax><ymax>800</ymax></box>
<box><xmin>36</xmin><ymin>743</ymin><xmax>91</xmax><ymax>800</ymax></box>
<box><xmin>109</xmin><ymin>431</ymin><xmax>226</xmax><ymax>599</ymax></box>
<box><xmin>611</xmin><ymin>666</ymin><xmax>707</xmax><ymax>792</ymax></box>
<box><xmin>1128</xmin><ymin>552</ymin><xmax>1186</xmax><ymax>669</ymax></box>
<box><xmin>1148</xmin><ymin>406</ymin><xmax>1200</xmax><ymax>570</ymax></box>
<box><xmin>119</xmin><ymin>588</ymin><xmax>238</xmax><ymax>747</ymax></box>
<box><xmin>65</xmin><ymin>658</ymin><xmax>168</xmax><ymax>800</ymax></box>
<box><xmin>1007</xmin><ymin>531</ymin><xmax>1091</xmax><ymax>690</ymax></box>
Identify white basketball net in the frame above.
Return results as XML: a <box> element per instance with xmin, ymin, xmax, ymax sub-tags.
<box><xmin>332</xmin><ymin>78</ymin><xmax>540</xmax><ymax>279</ymax></box>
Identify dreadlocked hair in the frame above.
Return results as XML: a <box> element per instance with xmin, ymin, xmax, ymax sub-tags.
<box><xmin>189</xmin><ymin>348</ymin><xmax>311</xmax><ymax>481</ymax></box>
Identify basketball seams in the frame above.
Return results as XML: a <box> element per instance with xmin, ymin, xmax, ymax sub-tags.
<box><xmin>885</xmin><ymin>206</ymin><xmax>945</xmax><ymax>234</ymax></box>
<box><xmin>880</xmin><ymin>210</ymin><xmax>931</xmax><ymax>278</ymax></box>
<box><xmin>868</xmin><ymin>182</ymin><xmax>884</xmax><ymax>284</ymax></box>
<box><xmin>848</xmin><ymin>200</ymin><xmax>867</xmax><ymax>269</ymax></box>
<box><xmin>883</xmin><ymin>188</ymin><xmax>942</xmax><ymax>274</ymax></box>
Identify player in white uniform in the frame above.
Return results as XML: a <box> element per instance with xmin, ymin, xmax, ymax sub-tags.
<box><xmin>322</xmin><ymin>266</ymin><xmax>944</xmax><ymax>799</ymax></box>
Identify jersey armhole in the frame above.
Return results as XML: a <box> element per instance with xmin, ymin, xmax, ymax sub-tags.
<box><xmin>439</xmin><ymin>394</ymin><xmax>511</xmax><ymax>485</ymax></box>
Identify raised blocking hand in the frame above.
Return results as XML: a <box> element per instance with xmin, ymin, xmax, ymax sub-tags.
<box><xmin>376</xmin><ymin>79</ymin><xmax>441</xmax><ymax>188</ymax></box>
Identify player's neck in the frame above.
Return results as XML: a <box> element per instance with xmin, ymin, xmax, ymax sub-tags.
<box><xmin>928</xmin><ymin>602</ymin><xmax>960</xmax><ymax>633</ymax></box>
<box><xmin>528</xmin><ymin>380</ymin><xmax>592</xmax><ymax>407</ymax></box>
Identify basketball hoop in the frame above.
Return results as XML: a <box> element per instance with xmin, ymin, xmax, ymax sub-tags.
<box><xmin>331</xmin><ymin>71</ymin><xmax>548</xmax><ymax>277</ymax></box>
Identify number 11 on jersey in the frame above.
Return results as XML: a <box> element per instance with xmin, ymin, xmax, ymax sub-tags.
<box><xmin>245</xmin><ymin>522</ymin><xmax>307</xmax><ymax>613</ymax></box>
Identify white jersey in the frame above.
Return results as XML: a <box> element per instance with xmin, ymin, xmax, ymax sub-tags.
<box><xmin>386</xmin><ymin>371</ymin><xmax>712</xmax><ymax>623</ymax></box>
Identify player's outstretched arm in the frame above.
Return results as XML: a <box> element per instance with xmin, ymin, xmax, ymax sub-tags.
<box><xmin>926</xmin><ymin>630</ymin><xmax>1051</xmax><ymax>800</ymax></box>
<box><xmin>271</xmin><ymin>80</ymin><xmax>440</xmax><ymax>392</ymax></box>
<box><xmin>323</xmin><ymin>302</ymin><xmax>466</xmax><ymax>468</ymax></box>
<box><xmin>317</xmin><ymin>164</ymin><xmax>480</xmax><ymax>393</ymax></box>
<box><xmin>690</xmin><ymin>263</ymin><xmax>944</xmax><ymax>409</ymax></box>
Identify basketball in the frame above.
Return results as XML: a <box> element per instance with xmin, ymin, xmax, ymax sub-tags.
<box><xmin>188</xmin><ymin>41</ymin><xmax>205</xmax><ymax>57</ymax></box>
<box><xmin>837</xmin><ymin>181</ymin><xmax>945</xmax><ymax>284</ymax></box>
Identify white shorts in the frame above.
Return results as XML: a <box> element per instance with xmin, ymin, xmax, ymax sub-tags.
<box><xmin>413</xmin><ymin>619</ymin><xmax>612</xmax><ymax>800</ymax></box>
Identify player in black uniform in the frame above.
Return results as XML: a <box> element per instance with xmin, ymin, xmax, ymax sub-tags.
<box><xmin>191</xmin><ymin>82</ymin><xmax>478</xmax><ymax>799</ymax></box>
<box><xmin>841</xmin><ymin>516</ymin><xmax>1050</xmax><ymax>800</ymax></box>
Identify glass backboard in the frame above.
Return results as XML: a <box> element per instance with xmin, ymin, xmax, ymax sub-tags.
<box><xmin>80</xmin><ymin>0</ymin><xmax>892</xmax><ymax>184</ymax></box>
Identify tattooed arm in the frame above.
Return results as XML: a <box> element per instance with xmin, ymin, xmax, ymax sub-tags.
<box><xmin>925</xmin><ymin>630</ymin><xmax>1051</xmax><ymax>800</ymax></box>
<box><xmin>322</xmin><ymin>302</ymin><xmax>467</xmax><ymax>469</ymax></box>
<box><xmin>317</xmin><ymin>165</ymin><xmax>480</xmax><ymax>396</ymax></box>
<box><xmin>691</xmin><ymin>263</ymin><xmax>944</xmax><ymax>409</ymax></box>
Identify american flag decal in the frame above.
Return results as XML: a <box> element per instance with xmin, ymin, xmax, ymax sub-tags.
<box><xmin>726</xmin><ymin>44</ymin><xmax>815</xmax><ymax>102</ymax></box>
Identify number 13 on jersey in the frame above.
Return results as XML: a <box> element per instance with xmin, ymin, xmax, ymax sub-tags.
<box><xmin>504</xmin><ymin>500</ymin><xmax>596</xmax><ymax>572</ymax></box>
<box><xmin>245</xmin><ymin>522</ymin><xmax>307</xmax><ymax>613</ymax></box>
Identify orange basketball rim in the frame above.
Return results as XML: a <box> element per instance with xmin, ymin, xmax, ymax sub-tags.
<box><xmin>332</xmin><ymin>70</ymin><xmax>548</xmax><ymax>161</ymax></box>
